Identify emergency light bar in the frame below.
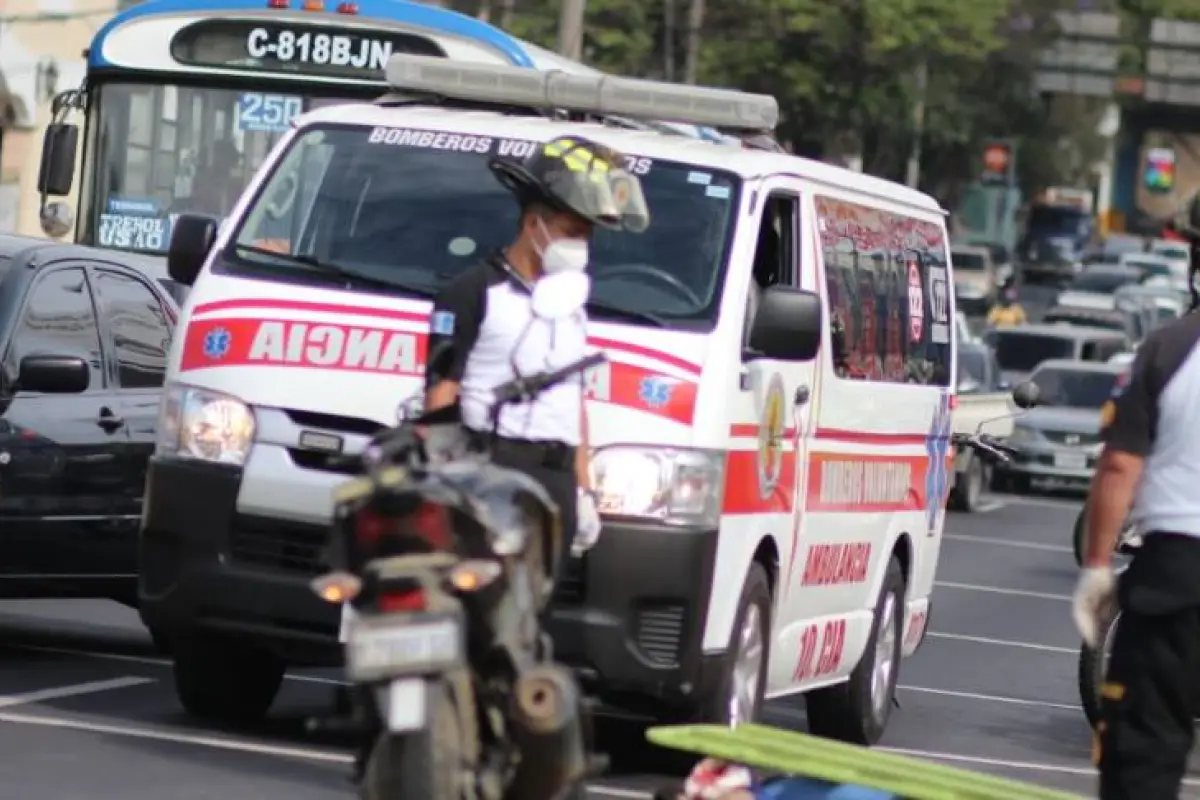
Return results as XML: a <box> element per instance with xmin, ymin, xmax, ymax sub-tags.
<box><xmin>385</xmin><ymin>53</ymin><xmax>778</xmax><ymax>132</ymax></box>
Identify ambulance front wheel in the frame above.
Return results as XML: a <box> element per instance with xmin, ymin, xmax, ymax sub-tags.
<box><xmin>805</xmin><ymin>557</ymin><xmax>904</xmax><ymax>746</ymax></box>
<box><xmin>706</xmin><ymin>563</ymin><xmax>772</xmax><ymax>727</ymax></box>
<box><xmin>171</xmin><ymin>631</ymin><xmax>285</xmax><ymax>724</ymax></box>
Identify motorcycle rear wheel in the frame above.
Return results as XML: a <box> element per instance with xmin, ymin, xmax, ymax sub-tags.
<box><xmin>360</xmin><ymin>681</ymin><xmax>465</xmax><ymax>800</ymax></box>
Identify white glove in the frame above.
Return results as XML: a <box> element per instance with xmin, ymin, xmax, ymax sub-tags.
<box><xmin>1072</xmin><ymin>566</ymin><xmax>1118</xmax><ymax>648</ymax></box>
<box><xmin>573</xmin><ymin>489</ymin><xmax>602</xmax><ymax>556</ymax></box>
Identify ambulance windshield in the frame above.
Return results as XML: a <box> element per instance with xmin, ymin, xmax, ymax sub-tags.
<box><xmin>227</xmin><ymin>124</ymin><xmax>741</xmax><ymax>331</ymax></box>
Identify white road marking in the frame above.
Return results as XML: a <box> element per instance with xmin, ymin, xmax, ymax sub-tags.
<box><xmin>943</xmin><ymin>533</ymin><xmax>1072</xmax><ymax>553</ymax></box>
<box><xmin>879</xmin><ymin>747</ymin><xmax>1200</xmax><ymax>788</ymax></box>
<box><xmin>3</xmin><ymin>642</ymin><xmax>347</xmax><ymax>685</ymax></box>
<box><xmin>925</xmin><ymin>631</ymin><xmax>1077</xmax><ymax>654</ymax></box>
<box><xmin>588</xmin><ymin>787</ymin><xmax>651</xmax><ymax>798</ymax></box>
<box><xmin>1005</xmin><ymin>495</ymin><xmax>1083</xmax><ymax>511</ymax></box>
<box><xmin>0</xmin><ymin>676</ymin><xmax>153</xmax><ymax>709</ymax></box>
<box><xmin>0</xmin><ymin>710</ymin><xmax>355</xmax><ymax>762</ymax></box>
<box><xmin>898</xmin><ymin>685</ymin><xmax>1080</xmax><ymax>711</ymax></box>
<box><xmin>973</xmin><ymin>499</ymin><xmax>1005</xmax><ymax>513</ymax></box>
<box><xmin>934</xmin><ymin>581</ymin><xmax>1071</xmax><ymax>602</ymax></box>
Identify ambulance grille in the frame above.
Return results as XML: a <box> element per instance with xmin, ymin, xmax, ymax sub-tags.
<box><xmin>635</xmin><ymin>603</ymin><xmax>686</xmax><ymax>667</ymax></box>
<box><xmin>228</xmin><ymin>515</ymin><xmax>329</xmax><ymax>575</ymax></box>
<box><xmin>283</xmin><ymin>409</ymin><xmax>385</xmax><ymax>437</ymax></box>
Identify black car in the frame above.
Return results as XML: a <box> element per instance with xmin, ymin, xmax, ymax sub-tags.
<box><xmin>0</xmin><ymin>235</ymin><xmax>177</xmax><ymax>604</ymax></box>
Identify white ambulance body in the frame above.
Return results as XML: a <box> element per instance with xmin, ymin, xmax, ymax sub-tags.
<box><xmin>141</xmin><ymin>57</ymin><xmax>955</xmax><ymax>743</ymax></box>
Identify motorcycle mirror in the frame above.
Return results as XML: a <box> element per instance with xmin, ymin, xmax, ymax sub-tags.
<box><xmin>531</xmin><ymin>272</ymin><xmax>590</xmax><ymax>320</ymax></box>
<box><xmin>1011</xmin><ymin>380</ymin><xmax>1041</xmax><ymax>410</ymax></box>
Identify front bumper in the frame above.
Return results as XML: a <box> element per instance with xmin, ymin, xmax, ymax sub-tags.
<box><xmin>138</xmin><ymin>456</ymin><xmax>341</xmax><ymax>665</ymax></box>
<box><xmin>996</xmin><ymin>443</ymin><xmax>1099</xmax><ymax>488</ymax></box>
<box><xmin>547</xmin><ymin>520</ymin><xmax>723</xmax><ymax>718</ymax></box>
<box><xmin>140</xmin><ymin>455</ymin><xmax>726</xmax><ymax>713</ymax></box>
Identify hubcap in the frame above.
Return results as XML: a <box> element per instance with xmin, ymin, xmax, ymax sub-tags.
<box><xmin>869</xmin><ymin>592</ymin><xmax>898</xmax><ymax>721</ymax></box>
<box><xmin>727</xmin><ymin>603</ymin><xmax>763</xmax><ymax>727</ymax></box>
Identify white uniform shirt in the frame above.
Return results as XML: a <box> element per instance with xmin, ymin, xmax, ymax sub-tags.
<box><xmin>427</xmin><ymin>255</ymin><xmax>587</xmax><ymax>445</ymax></box>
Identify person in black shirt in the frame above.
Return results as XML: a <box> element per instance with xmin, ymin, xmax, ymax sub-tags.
<box><xmin>1079</xmin><ymin>191</ymin><xmax>1200</xmax><ymax>799</ymax></box>
<box><xmin>423</xmin><ymin>135</ymin><xmax>649</xmax><ymax>561</ymax></box>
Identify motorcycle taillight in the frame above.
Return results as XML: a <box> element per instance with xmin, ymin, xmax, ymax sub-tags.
<box><xmin>378</xmin><ymin>588</ymin><xmax>426</xmax><ymax>612</ymax></box>
<box><xmin>407</xmin><ymin>502</ymin><xmax>453</xmax><ymax>551</ymax></box>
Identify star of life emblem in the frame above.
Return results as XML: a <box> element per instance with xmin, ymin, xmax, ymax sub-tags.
<box><xmin>924</xmin><ymin>393</ymin><xmax>952</xmax><ymax>535</ymax></box>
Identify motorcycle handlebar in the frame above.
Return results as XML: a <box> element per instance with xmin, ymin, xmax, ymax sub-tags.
<box><xmin>952</xmin><ymin>432</ymin><xmax>1015</xmax><ymax>463</ymax></box>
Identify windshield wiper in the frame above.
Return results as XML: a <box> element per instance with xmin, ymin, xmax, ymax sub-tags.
<box><xmin>585</xmin><ymin>299</ymin><xmax>667</xmax><ymax>327</ymax></box>
<box><xmin>231</xmin><ymin>245</ymin><xmax>435</xmax><ymax>298</ymax></box>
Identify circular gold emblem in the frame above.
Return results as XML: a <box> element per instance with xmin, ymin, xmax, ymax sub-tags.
<box><xmin>758</xmin><ymin>374</ymin><xmax>786</xmax><ymax>499</ymax></box>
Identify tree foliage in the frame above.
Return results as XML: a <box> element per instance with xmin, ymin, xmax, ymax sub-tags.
<box><xmin>447</xmin><ymin>0</ymin><xmax>1197</xmax><ymax>202</ymax></box>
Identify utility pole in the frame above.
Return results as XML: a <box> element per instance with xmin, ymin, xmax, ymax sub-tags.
<box><xmin>498</xmin><ymin>0</ymin><xmax>516</xmax><ymax>30</ymax></box>
<box><xmin>663</xmin><ymin>0</ymin><xmax>677</xmax><ymax>81</ymax></box>
<box><xmin>905</xmin><ymin>59</ymin><xmax>928</xmax><ymax>189</ymax></box>
<box><xmin>682</xmin><ymin>0</ymin><xmax>705</xmax><ymax>84</ymax></box>
<box><xmin>556</xmin><ymin>0</ymin><xmax>586</xmax><ymax>61</ymax></box>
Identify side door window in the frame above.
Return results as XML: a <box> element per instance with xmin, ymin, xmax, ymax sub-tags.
<box><xmin>6</xmin><ymin>268</ymin><xmax>104</xmax><ymax>388</ymax></box>
<box><xmin>745</xmin><ymin>194</ymin><xmax>799</xmax><ymax>345</ymax></box>
<box><xmin>91</xmin><ymin>270</ymin><xmax>172</xmax><ymax>389</ymax></box>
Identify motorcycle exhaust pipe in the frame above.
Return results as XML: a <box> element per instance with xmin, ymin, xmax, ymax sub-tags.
<box><xmin>506</xmin><ymin>664</ymin><xmax>593</xmax><ymax>799</ymax></box>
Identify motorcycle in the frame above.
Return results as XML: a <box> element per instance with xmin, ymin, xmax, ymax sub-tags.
<box><xmin>308</xmin><ymin>273</ymin><xmax>604</xmax><ymax>799</ymax></box>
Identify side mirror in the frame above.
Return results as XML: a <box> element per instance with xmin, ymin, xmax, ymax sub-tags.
<box><xmin>167</xmin><ymin>213</ymin><xmax>219</xmax><ymax>286</ymax></box>
<box><xmin>1011</xmin><ymin>380</ymin><xmax>1041</xmax><ymax>410</ymax></box>
<box><xmin>996</xmin><ymin>379</ymin><xmax>1013</xmax><ymax>392</ymax></box>
<box><xmin>18</xmin><ymin>354</ymin><xmax>89</xmax><ymax>394</ymax></box>
<box><xmin>746</xmin><ymin>285</ymin><xmax>822</xmax><ymax>362</ymax></box>
<box><xmin>37</xmin><ymin>123</ymin><xmax>79</xmax><ymax>197</ymax></box>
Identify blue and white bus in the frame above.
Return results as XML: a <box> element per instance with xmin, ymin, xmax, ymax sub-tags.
<box><xmin>37</xmin><ymin>0</ymin><xmax>724</xmax><ymax>254</ymax></box>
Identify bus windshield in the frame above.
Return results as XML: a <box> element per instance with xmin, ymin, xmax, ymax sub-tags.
<box><xmin>224</xmin><ymin>124</ymin><xmax>740</xmax><ymax>331</ymax></box>
<box><xmin>78</xmin><ymin>82</ymin><xmax>375</xmax><ymax>253</ymax></box>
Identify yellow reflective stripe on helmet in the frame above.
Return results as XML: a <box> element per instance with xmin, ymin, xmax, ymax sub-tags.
<box><xmin>543</xmin><ymin>138</ymin><xmax>611</xmax><ymax>176</ymax></box>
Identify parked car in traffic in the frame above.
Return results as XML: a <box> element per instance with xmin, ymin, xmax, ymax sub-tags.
<box><xmin>1042</xmin><ymin>305</ymin><xmax>1143</xmax><ymax>344</ymax></box>
<box><xmin>982</xmin><ymin>324</ymin><xmax>1130</xmax><ymax>384</ymax></box>
<box><xmin>1148</xmin><ymin>238</ymin><xmax>1190</xmax><ymax>283</ymax></box>
<box><xmin>0</xmin><ymin>235</ymin><xmax>177</xmax><ymax>606</ymax></box>
<box><xmin>1118</xmin><ymin>252</ymin><xmax>1182</xmax><ymax>293</ymax></box>
<box><xmin>1055</xmin><ymin>265</ymin><xmax>1145</xmax><ymax>310</ymax></box>
<box><xmin>992</xmin><ymin>359</ymin><xmax>1126</xmax><ymax>494</ymax></box>
<box><xmin>950</xmin><ymin>341</ymin><xmax>1011</xmax><ymax>511</ymax></box>
<box><xmin>950</xmin><ymin>245</ymin><xmax>999</xmax><ymax>313</ymax></box>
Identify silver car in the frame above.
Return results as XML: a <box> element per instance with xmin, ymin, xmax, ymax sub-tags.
<box><xmin>992</xmin><ymin>359</ymin><xmax>1126</xmax><ymax>493</ymax></box>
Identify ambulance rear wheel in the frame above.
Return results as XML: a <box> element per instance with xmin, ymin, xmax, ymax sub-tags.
<box><xmin>806</xmin><ymin>557</ymin><xmax>904</xmax><ymax>746</ymax></box>
<box><xmin>172</xmin><ymin>633</ymin><xmax>285</xmax><ymax>724</ymax></box>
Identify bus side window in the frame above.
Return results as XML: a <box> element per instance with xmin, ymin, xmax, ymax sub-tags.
<box><xmin>1081</xmin><ymin>341</ymin><xmax>1099</xmax><ymax>361</ymax></box>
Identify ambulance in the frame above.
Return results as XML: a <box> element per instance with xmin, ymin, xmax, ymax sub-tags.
<box><xmin>141</xmin><ymin>54</ymin><xmax>957</xmax><ymax>744</ymax></box>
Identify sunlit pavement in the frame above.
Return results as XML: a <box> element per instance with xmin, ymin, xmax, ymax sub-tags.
<box><xmin>1</xmin><ymin>494</ymin><xmax>1196</xmax><ymax>799</ymax></box>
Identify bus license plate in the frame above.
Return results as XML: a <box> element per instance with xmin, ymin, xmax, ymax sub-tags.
<box><xmin>346</xmin><ymin>618</ymin><xmax>460</xmax><ymax>681</ymax></box>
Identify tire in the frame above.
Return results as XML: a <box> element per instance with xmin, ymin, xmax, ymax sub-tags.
<box><xmin>1079</xmin><ymin>611</ymin><xmax>1120</xmax><ymax>730</ymax></box>
<box><xmin>360</xmin><ymin>680</ymin><xmax>464</xmax><ymax>800</ymax></box>
<box><xmin>806</xmin><ymin>557</ymin><xmax>904</xmax><ymax>745</ymax></box>
<box><xmin>171</xmin><ymin>633</ymin><xmax>284</xmax><ymax>725</ymax></box>
<box><xmin>949</xmin><ymin>454</ymin><xmax>984</xmax><ymax>512</ymax></box>
<box><xmin>705</xmin><ymin>563</ymin><xmax>772</xmax><ymax>726</ymax></box>
<box><xmin>148</xmin><ymin>626</ymin><xmax>173</xmax><ymax>655</ymax></box>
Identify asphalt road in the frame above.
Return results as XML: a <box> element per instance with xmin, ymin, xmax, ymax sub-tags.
<box><xmin>0</xmin><ymin>489</ymin><xmax>1191</xmax><ymax>799</ymax></box>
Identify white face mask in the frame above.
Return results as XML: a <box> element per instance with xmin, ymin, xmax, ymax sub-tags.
<box><xmin>535</xmin><ymin>216</ymin><xmax>589</xmax><ymax>274</ymax></box>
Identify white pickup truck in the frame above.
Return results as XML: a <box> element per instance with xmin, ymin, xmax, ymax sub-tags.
<box><xmin>949</xmin><ymin>391</ymin><xmax>1016</xmax><ymax>512</ymax></box>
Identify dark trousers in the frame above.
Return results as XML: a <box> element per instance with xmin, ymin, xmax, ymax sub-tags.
<box><xmin>1099</xmin><ymin>533</ymin><xmax>1200</xmax><ymax>799</ymax></box>
<box><xmin>488</xmin><ymin>435</ymin><xmax>579</xmax><ymax>579</ymax></box>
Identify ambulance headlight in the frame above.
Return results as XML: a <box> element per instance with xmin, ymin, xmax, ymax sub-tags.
<box><xmin>156</xmin><ymin>384</ymin><xmax>256</xmax><ymax>466</ymax></box>
<box><xmin>590</xmin><ymin>447</ymin><xmax>724</xmax><ymax>527</ymax></box>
